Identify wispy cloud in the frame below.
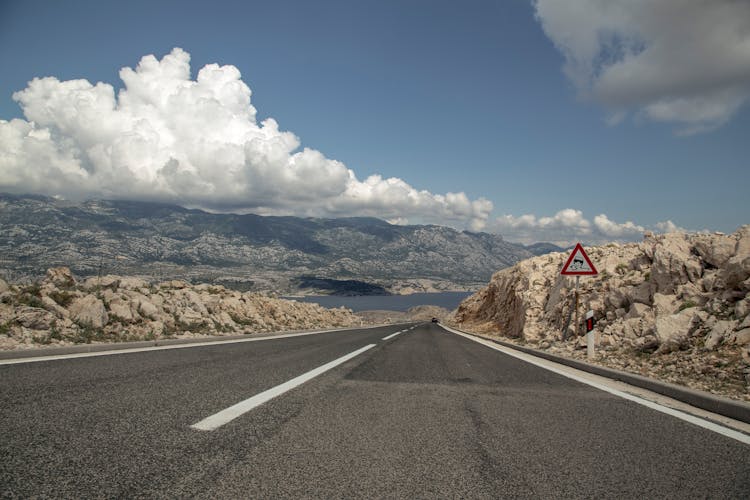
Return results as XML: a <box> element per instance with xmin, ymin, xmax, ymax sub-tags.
<box><xmin>533</xmin><ymin>0</ymin><xmax>750</xmax><ymax>134</ymax></box>
<box><xmin>0</xmin><ymin>48</ymin><xmax>492</xmax><ymax>230</ymax></box>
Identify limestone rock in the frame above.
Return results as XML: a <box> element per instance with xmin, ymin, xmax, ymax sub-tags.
<box><xmin>69</xmin><ymin>294</ymin><xmax>109</xmax><ymax>328</ymax></box>
<box><xmin>693</xmin><ymin>233</ymin><xmax>735</xmax><ymax>268</ymax></box>
<box><xmin>625</xmin><ymin>303</ymin><xmax>651</xmax><ymax>320</ymax></box>
<box><xmin>83</xmin><ymin>275</ymin><xmax>121</xmax><ymax>291</ymax></box>
<box><xmin>628</xmin><ymin>281</ymin><xmax>652</xmax><ymax>305</ymax></box>
<box><xmin>44</xmin><ymin>267</ymin><xmax>76</xmax><ymax>288</ymax></box>
<box><xmin>41</xmin><ymin>296</ymin><xmax>69</xmax><ymax>318</ymax></box>
<box><xmin>15</xmin><ymin>306</ymin><xmax>57</xmax><ymax>330</ymax></box>
<box><xmin>735</xmin><ymin>298</ymin><xmax>750</xmax><ymax>320</ymax></box>
<box><xmin>655</xmin><ymin>308</ymin><xmax>695</xmax><ymax>353</ymax></box>
<box><xmin>651</xmin><ymin>234</ymin><xmax>702</xmax><ymax>294</ymax></box>
<box><xmin>160</xmin><ymin>280</ymin><xmax>189</xmax><ymax>289</ymax></box>
<box><xmin>720</xmin><ymin>225</ymin><xmax>750</xmax><ymax>290</ymax></box>
<box><xmin>108</xmin><ymin>298</ymin><xmax>136</xmax><ymax>323</ymax></box>
<box><xmin>730</xmin><ymin>328</ymin><xmax>750</xmax><ymax>345</ymax></box>
<box><xmin>117</xmin><ymin>277</ymin><xmax>149</xmax><ymax>290</ymax></box>
<box><xmin>653</xmin><ymin>293</ymin><xmax>678</xmax><ymax>316</ymax></box>
<box><xmin>704</xmin><ymin>320</ymin><xmax>736</xmax><ymax>350</ymax></box>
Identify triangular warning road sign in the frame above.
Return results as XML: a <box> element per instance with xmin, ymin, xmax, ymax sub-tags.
<box><xmin>561</xmin><ymin>243</ymin><xmax>598</xmax><ymax>276</ymax></box>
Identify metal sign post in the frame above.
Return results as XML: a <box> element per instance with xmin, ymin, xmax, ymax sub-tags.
<box><xmin>576</xmin><ymin>276</ymin><xmax>581</xmax><ymax>337</ymax></box>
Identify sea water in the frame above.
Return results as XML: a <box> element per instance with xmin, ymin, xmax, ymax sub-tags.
<box><xmin>285</xmin><ymin>291</ymin><xmax>473</xmax><ymax>312</ymax></box>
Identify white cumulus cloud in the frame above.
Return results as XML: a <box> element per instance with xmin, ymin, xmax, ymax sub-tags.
<box><xmin>490</xmin><ymin>209</ymin><xmax>680</xmax><ymax>246</ymax></box>
<box><xmin>0</xmin><ymin>48</ymin><xmax>492</xmax><ymax>229</ymax></box>
<box><xmin>533</xmin><ymin>0</ymin><xmax>750</xmax><ymax>134</ymax></box>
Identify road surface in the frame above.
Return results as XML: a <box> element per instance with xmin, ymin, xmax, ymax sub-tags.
<box><xmin>1</xmin><ymin>323</ymin><xmax>748</xmax><ymax>498</ymax></box>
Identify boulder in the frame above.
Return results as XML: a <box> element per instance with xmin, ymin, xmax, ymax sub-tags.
<box><xmin>605</xmin><ymin>288</ymin><xmax>630</xmax><ymax>310</ymax></box>
<box><xmin>704</xmin><ymin>320</ymin><xmax>736</xmax><ymax>350</ymax></box>
<box><xmin>44</xmin><ymin>267</ymin><xmax>76</xmax><ymax>288</ymax></box>
<box><xmin>625</xmin><ymin>303</ymin><xmax>651</xmax><ymax>320</ymax></box>
<box><xmin>83</xmin><ymin>275</ymin><xmax>121</xmax><ymax>291</ymax></box>
<box><xmin>628</xmin><ymin>281</ymin><xmax>652</xmax><ymax>305</ymax></box>
<box><xmin>137</xmin><ymin>300</ymin><xmax>160</xmax><ymax>320</ymax></box>
<box><xmin>693</xmin><ymin>234</ymin><xmax>736</xmax><ymax>268</ymax></box>
<box><xmin>0</xmin><ymin>278</ymin><xmax>9</xmax><ymax>294</ymax></box>
<box><xmin>729</xmin><ymin>328</ymin><xmax>750</xmax><ymax>345</ymax></box>
<box><xmin>653</xmin><ymin>293</ymin><xmax>678</xmax><ymax>316</ymax></box>
<box><xmin>15</xmin><ymin>307</ymin><xmax>57</xmax><ymax>330</ymax></box>
<box><xmin>654</xmin><ymin>308</ymin><xmax>695</xmax><ymax>353</ymax></box>
<box><xmin>41</xmin><ymin>296</ymin><xmax>69</xmax><ymax>318</ymax></box>
<box><xmin>108</xmin><ymin>298</ymin><xmax>136</xmax><ymax>323</ymax></box>
<box><xmin>118</xmin><ymin>277</ymin><xmax>149</xmax><ymax>290</ymax></box>
<box><xmin>651</xmin><ymin>234</ymin><xmax>701</xmax><ymax>294</ymax></box>
<box><xmin>69</xmin><ymin>294</ymin><xmax>109</xmax><ymax>328</ymax></box>
<box><xmin>735</xmin><ymin>298</ymin><xmax>750</xmax><ymax>320</ymax></box>
<box><xmin>176</xmin><ymin>290</ymin><xmax>209</xmax><ymax>315</ymax></box>
<box><xmin>720</xmin><ymin>225</ymin><xmax>750</xmax><ymax>290</ymax></box>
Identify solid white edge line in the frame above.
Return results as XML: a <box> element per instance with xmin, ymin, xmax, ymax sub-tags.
<box><xmin>190</xmin><ymin>343</ymin><xmax>376</xmax><ymax>431</ymax></box>
<box><xmin>445</xmin><ymin>326</ymin><xmax>750</xmax><ymax>446</ymax></box>
<box><xmin>0</xmin><ymin>325</ymin><xmax>390</xmax><ymax>366</ymax></box>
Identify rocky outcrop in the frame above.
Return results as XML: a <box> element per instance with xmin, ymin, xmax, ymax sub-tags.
<box><xmin>0</xmin><ymin>268</ymin><xmax>359</xmax><ymax>349</ymax></box>
<box><xmin>453</xmin><ymin>227</ymin><xmax>750</xmax><ymax>401</ymax></box>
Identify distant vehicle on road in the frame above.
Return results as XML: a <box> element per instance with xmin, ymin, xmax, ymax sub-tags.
<box><xmin>431</xmin><ymin>317</ymin><xmax>439</xmax><ymax>323</ymax></box>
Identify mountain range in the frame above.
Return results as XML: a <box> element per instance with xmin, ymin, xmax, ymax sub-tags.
<box><xmin>0</xmin><ymin>194</ymin><xmax>562</xmax><ymax>294</ymax></box>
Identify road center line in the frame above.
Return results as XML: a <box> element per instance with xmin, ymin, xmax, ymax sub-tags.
<box><xmin>382</xmin><ymin>331</ymin><xmax>402</xmax><ymax>340</ymax></box>
<box><xmin>445</xmin><ymin>326</ymin><xmax>750</xmax><ymax>445</ymax></box>
<box><xmin>190</xmin><ymin>343</ymin><xmax>376</xmax><ymax>431</ymax></box>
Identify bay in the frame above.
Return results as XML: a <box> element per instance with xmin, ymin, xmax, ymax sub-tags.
<box><xmin>285</xmin><ymin>291</ymin><xmax>473</xmax><ymax>312</ymax></box>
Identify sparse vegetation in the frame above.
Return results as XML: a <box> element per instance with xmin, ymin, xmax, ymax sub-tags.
<box><xmin>72</xmin><ymin>323</ymin><xmax>106</xmax><ymax>344</ymax></box>
<box><xmin>49</xmin><ymin>290</ymin><xmax>75</xmax><ymax>307</ymax></box>
<box><xmin>16</xmin><ymin>284</ymin><xmax>45</xmax><ymax>308</ymax></box>
<box><xmin>228</xmin><ymin>312</ymin><xmax>254</xmax><ymax>326</ymax></box>
<box><xmin>678</xmin><ymin>300</ymin><xmax>698</xmax><ymax>312</ymax></box>
<box><xmin>0</xmin><ymin>321</ymin><xmax>12</xmax><ymax>337</ymax></box>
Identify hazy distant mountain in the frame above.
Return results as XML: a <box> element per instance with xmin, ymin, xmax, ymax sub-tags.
<box><xmin>0</xmin><ymin>194</ymin><xmax>547</xmax><ymax>293</ymax></box>
<box><xmin>524</xmin><ymin>242</ymin><xmax>566</xmax><ymax>256</ymax></box>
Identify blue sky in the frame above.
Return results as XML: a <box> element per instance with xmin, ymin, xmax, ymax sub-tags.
<box><xmin>1</xmin><ymin>0</ymin><xmax>749</xmax><ymax>244</ymax></box>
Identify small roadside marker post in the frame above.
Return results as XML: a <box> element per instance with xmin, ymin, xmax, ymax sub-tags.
<box><xmin>560</xmin><ymin>243</ymin><xmax>598</xmax><ymax>346</ymax></box>
<box><xmin>585</xmin><ymin>310</ymin><xmax>595</xmax><ymax>359</ymax></box>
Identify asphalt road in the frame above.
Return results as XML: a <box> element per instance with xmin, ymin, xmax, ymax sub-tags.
<box><xmin>1</xmin><ymin>323</ymin><xmax>748</xmax><ymax>498</ymax></box>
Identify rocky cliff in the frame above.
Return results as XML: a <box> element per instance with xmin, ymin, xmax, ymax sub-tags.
<box><xmin>453</xmin><ymin>227</ymin><xmax>750</xmax><ymax>401</ymax></box>
<box><xmin>0</xmin><ymin>267</ymin><xmax>358</xmax><ymax>350</ymax></box>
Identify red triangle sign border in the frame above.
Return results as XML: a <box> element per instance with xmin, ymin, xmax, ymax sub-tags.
<box><xmin>560</xmin><ymin>242</ymin><xmax>598</xmax><ymax>276</ymax></box>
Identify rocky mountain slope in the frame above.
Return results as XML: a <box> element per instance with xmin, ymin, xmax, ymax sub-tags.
<box><xmin>0</xmin><ymin>267</ymin><xmax>358</xmax><ymax>350</ymax></box>
<box><xmin>0</xmin><ymin>194</ymin><xmax>550</xmax><ymax>293</ymax></box>
<box><xmin>453</xmin><ymin>227</ymin><xmax>750</xmax><ymax>401</ymax></box>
